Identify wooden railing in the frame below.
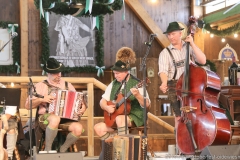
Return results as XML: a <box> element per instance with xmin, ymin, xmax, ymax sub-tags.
<box><xmin>0</xmin><ymin>76</ymin><xmax>107</xmax><ymax>156</ymax></box>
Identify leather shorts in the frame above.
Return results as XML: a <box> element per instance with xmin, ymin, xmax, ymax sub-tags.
<box><xmin>167</xmin><ymin>80</ymin><xmax>181</xmax><ymax>116</ymax></box>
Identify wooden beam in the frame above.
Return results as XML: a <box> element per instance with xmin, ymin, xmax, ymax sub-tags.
<box><xmin>125</xmin><ymin>0</ymin><xmax>170</xmax><ymax>48</ymax></box>
<box><xmin>87</xmin><ymin>83</ymin><xmax>94</xmax><ymax>156</ymax></box>
<box><xmin>20</xmin><ymin>0</ymin><xmax>28</xmax><ymax>76</ymax></box>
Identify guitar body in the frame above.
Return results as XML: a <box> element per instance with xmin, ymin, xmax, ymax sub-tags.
<box><xmin>104</xmin><ymin>93</ymin><xmax>131</xmax><ymax>127</ymax></box>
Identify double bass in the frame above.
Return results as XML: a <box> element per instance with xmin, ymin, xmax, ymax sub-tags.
<box><xmin>175</xmin><ymin>17</ymin><xmax>231</xmax><ymax>155</ymax></box>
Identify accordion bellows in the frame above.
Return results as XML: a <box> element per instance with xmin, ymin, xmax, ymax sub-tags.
<box><xmin>49</xmin><ymin>90</ymin><xmax>84</xmax><ymax>121</ymax></box>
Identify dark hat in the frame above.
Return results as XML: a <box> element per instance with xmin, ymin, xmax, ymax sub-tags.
<box><xmin>111</xmin><ymin>60</ymin><xmax>130</xmax><ymax>71</ymax></box>
<box><xmin>163</xmin><ymin>22</ymin><xmax>184</xmax><ymax>34</ymax></box>
<box><xmin>43</xmin><ymin>58</ymin><xmax>64</xmax><ymax>73</ymax></box>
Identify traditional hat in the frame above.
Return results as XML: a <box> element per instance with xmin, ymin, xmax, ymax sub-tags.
<box><xmin>43</xmin><ymin>58</ymin><xmax>64</xmax><ymax>73</ymax></box>
<box><xmin>111</xmin><ymin>60</ymin><xmax>130</xmax><ymax>71</ymax></box>
<box><xmin>163</xmin><ymin>21</ymin><xmax>184</xmax><ymax>34</ymax></box>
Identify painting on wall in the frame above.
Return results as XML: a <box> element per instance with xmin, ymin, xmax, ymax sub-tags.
<box><xmin>0</xmin><ymin>29</ymin><xmax>13</xmax><ymax>65</ymax></box>
<box><xmin>48</xmin><ymin>13</ymin><xmax>96</xmax><ymax>67</ymax></box>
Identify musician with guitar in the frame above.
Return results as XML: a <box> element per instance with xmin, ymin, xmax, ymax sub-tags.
<box><xmin>25</xmin><ymin>58</ymin><xmax>87</xmax><ymax>153</ymax></box>
<box><xmin>158</xmin><ymin>21</ymin><xmax>206</xmax><ymax>130</ymax></box>
<box><xmin>94</xmin><ymin>58</ymin><xmax>151</xmax><ymax>143</ymax></box>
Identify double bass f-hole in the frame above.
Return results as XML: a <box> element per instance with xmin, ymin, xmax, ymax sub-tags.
<box><xmin>197</xmin><ymin>99</ymin><xmax>207</xmax><ymax>114</ymax></box>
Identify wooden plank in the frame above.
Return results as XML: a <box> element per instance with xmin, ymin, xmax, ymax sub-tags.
<box><xmin>20</xmin><ymin>0</ymin><xmax>28</xmax><ymax>76</ymax></box>
<box><xmin>87</xmin><ymin>83</ymin><xmax>94</xmax><ymax>156</ymax></box>
<box><xmin>125</xmin><ymin>0</ymin><xmax>170</xmax><ymax>48</ymax></box>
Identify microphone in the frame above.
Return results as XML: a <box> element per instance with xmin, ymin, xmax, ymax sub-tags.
<box><xmin>0</xmin><ymin>32</ymin><xmax>18</xmax><ymax>52</ymax></box>
<box><xmin>150</xmin><ymin>33</ymin><xmax>157</xmax><ymax>37</ymax></box>
<box><xmin>12</xmin><ymin>32</ymin><xmax>18</xmax><ymax>38</ymax></box>
<box><xmin>29</xmin><ymin>78</ymin><xmax>44</xmax><ymax>98</ymax></box>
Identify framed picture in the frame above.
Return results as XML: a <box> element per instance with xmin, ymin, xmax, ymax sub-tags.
<box><xmin>48</xmin><ymin>13</ymin><xmax>96</xmax><ymax>67</ymax></box>
<box><xmin>0</xmin><ymin>28</ymin><xmax>13</xmax><ymax>65</ymax></box>
<box><xmin>218</xmin><ymin>43</ymin><xmax>238</xmax><ymax>61</ymax></box>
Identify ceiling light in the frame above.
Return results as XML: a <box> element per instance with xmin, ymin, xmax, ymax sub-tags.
<box><xmin>234</xmin><ymin>33</ymin><xmax>238</xmax><ymax>38</ymax></box>
<box><xmin>221</xmin><ymin>38</ymin><xmax>225</xmax><ymax>42</ymax></box>
<box><xmin>210</xmin><ymin>33</ymin><xmax>214</xmax><ymax>38</ymax></box>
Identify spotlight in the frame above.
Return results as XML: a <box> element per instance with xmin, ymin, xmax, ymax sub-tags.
<box><xmin>221</xmin><ymin>38</ymin><xmax>225</xmax><ymax>42</ymax></box>
<box><xmin>210</xmin><ymin>34</ymin><xmax>214</xmax><ymax>38</ymax></box>
<box><xmin>234</xmin><ymin>33</ymin><xmax>238</xmax><ymax>38</ymax></box>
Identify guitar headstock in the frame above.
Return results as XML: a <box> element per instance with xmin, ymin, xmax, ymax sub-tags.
<box><xmin>136</xmin><ymin>78</ymin><xmax>151</xmax><ymax>88</ymax></box>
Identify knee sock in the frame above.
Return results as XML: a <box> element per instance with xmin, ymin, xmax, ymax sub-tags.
<box><xmin>100</xmin><ymin>132</ymin><xmax>110</xmax><ymax>140</ymax></box>
<box><xmin>7</xmin><ymin>133</ymin><xmax>17</xmax><ymax>159</ymax></box>
<box><xmin>44</xmin><ymin>126</ymin><xmax>58</xmax><ymax>151</ymax></box>
<box><xmin>60</xmin><ymin>133</ymin><xmax>79</xmax><ymax>152</ymax></box>
<box><xmin>117</xmin><ymin>126</ymin><xmax>129</xmax><ymax>135</ymax></box>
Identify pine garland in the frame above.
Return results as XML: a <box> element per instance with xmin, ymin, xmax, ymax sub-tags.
<box><xmin>196</xmin><ymin>59</ymin><xmax>217</xmax><ymax>72</ymax></box>
<box><xmin>0</xmin><ymin>21</ymin><xmax>20</xmax><ymax>74</ymax></box>
<box><xmin>36</xmin><ymin>0</ymin><xmax>123</xmax><ymax>73</ymax></box>
<box><xmin>34</xmin><ymin>0</ymin><xmax>123</xmax><ymax>16</ymax></box>
<box><xmin>204</xmin><ymin>22</ymin><xmax>240</xmax><ymax>37</ymax></box>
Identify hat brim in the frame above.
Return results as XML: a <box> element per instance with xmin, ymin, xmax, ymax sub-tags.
<box><xmin>163</xmin><ymin>28</ymin><xmax>184</xmax><ymax>34</ymax></box>
<box><xmin>43</xmin><ymin>63</ymin><xmax>65</xmax><ymax>73</ymax></box>
<box><xmin>111</xmin><ymin>66</ymin><xmax>129</xmax><ymax>71</ymax></box>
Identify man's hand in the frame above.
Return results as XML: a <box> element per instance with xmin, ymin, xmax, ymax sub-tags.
<box><xmin>42</xmin><ymin>94</ymin><xmax>55</xmax><ymax>104</ymax></box>
<box><xmin>77</xmin><ymin>101</ymin><xmax>87</xmax><ymax>116</ymax></box>
<box><xmin>160</xmin><ymin>83</ymin><xmax>168</xmax><ymax>93</ymax></box>
<box><xmin>130</xmin><ymin>88</ymin><xmax>140</xmax><ymax>96</ymax></box>
<box><xmin>105</xmin><ymin>104</ymin><xmax>116</xmax><ymax>114</ymax></box>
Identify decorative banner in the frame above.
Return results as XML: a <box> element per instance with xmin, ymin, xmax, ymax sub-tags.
<box><xmin>96</xmin><ymin>16</ymin><xmax>99</xmax><ymax>30</ymax></box>
<box><xmin>39</xmin><ymin>0</ymin><xmax>44</xmax><ymax>18</ymax></box>
<box><xmin>95</xmin><ymin>66</ymin><xmax>105</xmax><ymax>77</ymax></box>
<box><xmin>122</xmin><ymin>0</ymin><xmax>125</xmax><ymax>20</ymax></box>
<box><xmin>8</xmin><ymin>24</ymin><xmax>18</xmax><ymax>35</ymax></box>
<box><xmin>40</xmin><ymin>64</ymin><xmax>46</xmax><ymax>75</ymax></box>
<box><xmin>91</xmin><ymin>16</ymin><xmax>96</xmax><ymax>30</ymax></box>
<box><xmin>15</xmin><ymin>62</ymin><xmax>20</xmax><ymax>74</ymax></box>
<box><xmin>85</xmin><ymin>0</ymin><xmax>93</xmax><ymax>14</ymax></box>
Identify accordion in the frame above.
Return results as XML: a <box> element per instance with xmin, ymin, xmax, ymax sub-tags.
<box><xmin>112</xmin><ymin>134</ymin><xmax>143</xmax><ymax>160</ymax></box>
<box><xmin>49</xmin><ymin>90</ymin><xmax>84</xmax><ymax>121</ymax></box>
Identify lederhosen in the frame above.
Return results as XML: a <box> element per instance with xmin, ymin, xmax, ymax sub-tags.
<box><xmin>166</xmin><ymin>48</ymin><xmax>181</xmax><ymax>116</ymax></box>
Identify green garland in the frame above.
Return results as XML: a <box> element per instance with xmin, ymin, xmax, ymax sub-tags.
<box><xmin>40</xmin><ymin>15</ymin><xmax>104</xmax><ymax>73</ymax></box>
<box><xmin>34</xmin><ymin>0</ymin><xmax>123</xmax><ymax>16</ymax></box>
<box><xmin>0</xmin><ymin>21</ymin><xmax>20</xmax><ymax>74</ymax></box>
<box><xmin>204</xmin><ymin>22</ymin><xmax>240</xmax><ymax>37</ymax></box>
<box><xmin>36</xmin><ymin>0</ymin><xmax>119</xmax><ymax>73</ymax></box>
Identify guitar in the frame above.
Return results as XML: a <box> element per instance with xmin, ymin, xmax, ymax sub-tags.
<box><xmin>104</xmin><ymin>78</ymin><xmax>150</xmax><ymax>127</ymax></box>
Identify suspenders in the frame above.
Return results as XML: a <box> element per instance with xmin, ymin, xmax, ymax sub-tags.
<box><xmin>166</xmin><ymin>47</ymin><xmax>177</xmax><ymax>80</ymax></box>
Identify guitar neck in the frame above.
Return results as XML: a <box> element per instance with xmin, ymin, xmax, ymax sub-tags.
<box><xmin>116</xmin><ymin>91</ymin><xmax>132</xmax><ymax>109</ymax></box>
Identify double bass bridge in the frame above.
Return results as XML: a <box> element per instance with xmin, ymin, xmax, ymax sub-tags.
<box><xmin>180</xmin><ymin>106</ymin><xmax>197</xmax><ymax>112</ymax></box>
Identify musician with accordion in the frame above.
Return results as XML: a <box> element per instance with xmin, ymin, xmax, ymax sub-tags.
<box><xmin>94</xmin><ymin>47</ymin><xmax>151</xmax><ymax>159</ymax></box>
<box><xmin>25</xmin><ymin>58</ymin><xmax>87</xmax><ymax>153</ymax></box>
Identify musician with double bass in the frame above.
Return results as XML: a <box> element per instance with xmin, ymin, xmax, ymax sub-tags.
<box><xmin>94</xmin><ymin>47</ymin><xmax>151</xmax><ymax>143</ymax></box>
<box><xmin>158</xmin><ymin>21</ymin><xmax>206</xmax><ymax>130</ymax></box>
<box><xmin>25</xmin><ymin>58</ymin><xmax>87</xmax><ymax>153</ymax></box>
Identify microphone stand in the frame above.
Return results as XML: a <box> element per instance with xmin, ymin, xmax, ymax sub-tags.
<box><xmin>28</xmin><ymin>78</ymin><xmax>34</xmax><ymax>159</ymax></box>
<box><xmin>140</xmin><ymin>34</ymin><xmax>156</xmax><ymax>160</ymax></box>
<box><xmin>122</xmin><ymin>73</ymin><xmax>129</xmax><ymax>134</ymax></box>
<box><xmin>0</xmin><ymin>34</ymin><xmax>17</xmax><ymax>52</ymax></box>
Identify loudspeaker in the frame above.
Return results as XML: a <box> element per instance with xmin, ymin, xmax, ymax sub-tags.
<box><xmin>33</xmin><ymin>147</ymin><xmax>83</xmax><ymax>160</ymax></box>
<box><xmin>200</xmin><ymin>145</ymin><xmax>240</xmax><ymax>160</ymax></box>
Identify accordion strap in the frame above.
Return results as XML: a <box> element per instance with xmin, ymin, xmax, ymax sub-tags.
<box><xmin>43</xmin><ymin>80</ymin><xmax>69</xmax><ymax>94</ymax></box>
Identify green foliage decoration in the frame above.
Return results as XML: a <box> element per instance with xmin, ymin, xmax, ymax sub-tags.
<box><xmin>204</xmin><ymin>22</ymin><xmax>240</xmax><ymax>37</ymax></box>
<box><xmin>34</xmin><ymin>0</ymin><xmax>123</xmax><ymax>17</ymax></box>
<box><xmin>0</xmin><ymin>21</ymin><xmax>20</xmax><ymax>74</ymax></box>
<box><xmin>35</xmin><ymin>0</ymin><xmax>118</xmax><ymax>73</ymax></box>
<box><xmin>196</xmin><ymin>59</ymin><xmax>217</xmax><ymax>72</ymax></box>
